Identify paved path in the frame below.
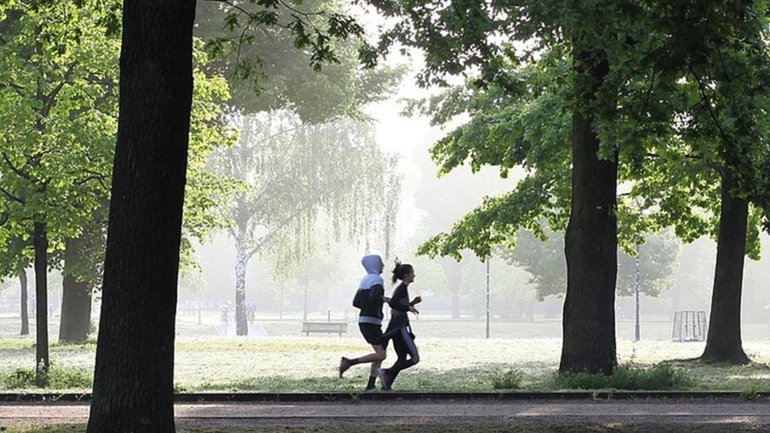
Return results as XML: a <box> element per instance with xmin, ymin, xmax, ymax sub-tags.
<box><xmin>3</xmin><ymin>400</ymin><xmax>770</xmax><ymax>428</ymax></box>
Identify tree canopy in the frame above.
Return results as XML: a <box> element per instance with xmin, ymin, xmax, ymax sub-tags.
<box><xmin>501</xmin><ymin>230</ymin><xmax>680</xmax><ymax>301</ymax></box>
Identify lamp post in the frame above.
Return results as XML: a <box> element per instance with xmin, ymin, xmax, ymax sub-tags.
<box><xmin>634</xmin><ymin>243</ymin><xmax>641</xmax><ymax>342</ymax></box>
<box><xmin>485</xmin><ymin>259</ymin><xmax>491</xmax><ymax>339</ymax></box>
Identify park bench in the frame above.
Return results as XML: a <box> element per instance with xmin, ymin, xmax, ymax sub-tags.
<box><xmin>301</xmin><ymin>321</ymin><xmax>348</xmax><ymax>336</ymax></box>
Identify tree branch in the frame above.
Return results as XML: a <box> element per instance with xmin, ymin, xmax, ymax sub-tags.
<box><xmin>0</xmin><ymin>82</ymin><xmax>26</xmax><ymax>96</ymax></box>
<box><xmin>74</xmin><ymin>174</ymin><xmax>107</xmax><ymax>189</ymax></box>
<box><xmin>688</xmin><ymin>62</ymin><xmax>733</xmax><ymax>148</ymax></box>
<box><xmin>0</xmin><ymin>186</ymin><xmax>25</xmax><ymax>204</ymax></box>
<box><xmin>1</xmin><ymin>152</ymin><xmax>35</xmax><ymax>183</ymax></box>
<box><xmin>248</xmin><ymin>199</ymin><xmax>319</xmax><ymax>259</ymax></box>
<box><xmin>41</xmin><ymin>62</ymin><xmax>78</xmax><ymax>118</ymax></box>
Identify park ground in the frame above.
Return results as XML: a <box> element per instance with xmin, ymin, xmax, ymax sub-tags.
<box><xmin>3</xmin><ymin>316</ymin><xmax>770</xmax><ymax>431</ymax></box>
<box><xmin>4</xmin><ymin>400</ymin><xmax>770</xmax><ymax>432</ymax></box>
<box><xmin>3</xmin><ymin>316</ymin><xmax>770</xmax><ymax>392</ymax></box>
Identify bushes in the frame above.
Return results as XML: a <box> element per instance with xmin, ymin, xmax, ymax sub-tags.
<box><xmin>2</xmin><ymin>366</ymin><xmax>92</xmax><ymax>390</ymax></box>
<box><xmin>554</xmin><ymin>363</ymin><xmax>695</xmax><ymax>390</ymax></box>
<box><xmin>4</xmin><ymin>369</ymin><xmax>35</xmax><ymax>388</ymax></box>
<box><xmin>491</xmin><ymin>369</ymin><xmax>524</xmax><ymax>390</ymax></box>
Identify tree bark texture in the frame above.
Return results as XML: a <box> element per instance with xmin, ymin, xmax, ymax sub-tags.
<box><xmin>59</xmin><ymin>237</ymin><xmax>93</xmax><ymax>343</ymax></box>
<box><xmin>20</xmin><ymin>269</ymin><xmax>29</xmax><ymax>336</ymax></box>
<box><xmin>86</xmin><ymin>0</ymin><xmax>196</xmax><ymax>431</ymax></box>
<box><xmin>235</xmin><ymin>241</ymin><xmax>249</xmax><ymax>336</ymax></box>
<box><xmin>560</xmin><ymin>48</ymin><xmax>618</xmax><ymax>374</ymax></box>
<box><xmin>33</xmin><ymin>221</ymin><xmax>49</xmax><ymax>386</ymax></box>
<box><xmin>700</xmin><ymin>167</ymin><xmax>750</xmax><ymax>364</ymax></box>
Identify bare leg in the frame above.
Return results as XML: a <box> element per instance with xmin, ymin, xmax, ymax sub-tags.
<box><xmin>369</xmin><ymin>344</ymin><xmax>386</xmax><ymax>376</ymax></box>
<box><xmin>352</xmin><ymin>344</ymin><xmax>386</xmax><ymax>364</ymax></box>
<box><xmin>339</xmin><ymin>344</ymin><xmax>386</xmax><ymax>377</ymax></box>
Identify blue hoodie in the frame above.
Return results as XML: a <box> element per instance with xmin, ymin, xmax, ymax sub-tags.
<box><xmin>352</xmin><ymin>255</ymin><xmax>385</xmax><ymax>325</ymax></box>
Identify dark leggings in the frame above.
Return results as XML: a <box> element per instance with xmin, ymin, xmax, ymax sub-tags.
<box><xmin>386</xmin><ymin>326</ymin><xmax>419</xmax><ymax>384</ymax></box>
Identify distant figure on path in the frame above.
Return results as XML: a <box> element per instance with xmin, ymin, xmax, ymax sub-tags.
<box><xmin>247</xmin><ymin>300</ymin><xmax>257</xmax><ymax>324</ymax></box>
<box><xmin>378</xmin><ymin>260</ymin><xmax>421</xmax><ymax>390</ymax></box>
<box><xmin>339</xmin><ymin>254</ymin><xmax>389</xmax><ymax>391</ymax></box>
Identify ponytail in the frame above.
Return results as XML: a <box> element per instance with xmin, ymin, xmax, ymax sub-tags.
<box><xmin>391</xmin><ymin>259</ymin><xmax>413</xmax><ymax>284</ymax></box>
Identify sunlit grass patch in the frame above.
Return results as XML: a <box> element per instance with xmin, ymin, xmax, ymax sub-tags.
<box><xmin>657</xmin><ymin>359</ymin><xmax>770</xmax><ymax>391</ymax></box>
<box><xmin>3</xmin><ymin>335</ymin><xmax>770</xmax><ymax>392</ymax></box>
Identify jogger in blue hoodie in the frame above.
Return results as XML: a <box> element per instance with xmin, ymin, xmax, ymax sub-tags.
<box><xmin>339</xmin><ymin>254</ymin><xmax>389</xmax><ymax>390</ymax></box>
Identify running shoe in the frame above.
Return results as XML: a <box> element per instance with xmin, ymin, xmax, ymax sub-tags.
<box><xmin>378</xmin><ymin>368</ymin><xmax>392</xmax><ymax>390</ymax></box>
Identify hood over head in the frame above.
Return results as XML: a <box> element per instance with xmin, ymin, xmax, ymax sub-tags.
<box><xmin>361</xmin><ymin>254</ymin><xmax>383</xmax><ymax>275</ymax></box>
<box><xmin>359</xmin><ymin>254</ymin><xmax>384</xmax><ymax>289</ymax></box>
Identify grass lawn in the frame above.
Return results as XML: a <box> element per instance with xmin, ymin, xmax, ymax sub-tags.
<box><xmin>2</xmin><ymin>328</ymin><xmax>770</xmax><ymax>392</ymax></box>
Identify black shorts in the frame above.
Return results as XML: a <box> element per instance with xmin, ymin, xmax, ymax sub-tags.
<box><xmin>358</xmin><ymin>323</ymin><xmax>384</xmax><ymax>346</ymax></box>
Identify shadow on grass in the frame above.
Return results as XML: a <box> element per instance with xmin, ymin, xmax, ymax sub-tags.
<box><xmin>182</xmin><ymin>363</ymin><xmax>538</xmax><ymax>393</ymax></box>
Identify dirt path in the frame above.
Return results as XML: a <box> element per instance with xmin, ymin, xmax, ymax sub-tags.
<box><xmin>0</xmin><ymin>400</ymin><xmax>770</xmax><ymax>425</ymax></box>
<box><xmin>3</xmin><ymin>400</ymin><xmax>770</xmax><ymax>431</ymax></box>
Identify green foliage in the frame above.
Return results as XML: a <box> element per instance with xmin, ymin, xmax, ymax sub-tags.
<box><xmin>362</xmin><ymin>0</ymin><xmax>770</xmax><ymax>273</ymax></box>
<box><xmin>414</xmin><ymin>12</ymin><xmax>770</xmax><ymax>263</ymax></box>
<box><xmin>3</xmin><ymin>366</ymin><xmax>91</xmax><ymax>389</ymax></box>
<box><xmin>212</xmin><ymin>113</ymin><xmax>399</xmax><ymax>276</ymax></box>
<box><xmin>498</xmin><ymin>230</ymin><xmax>680</xmax><ymax>300</ymax></box>
<box><xmin>47</xmin><ymin>365</ymin><xmax>92</xmax><ymax>389</ymax></box>
<box><xmin>554</xmin><ymin>364</ymin><xmax>695</xmax><ymax>391</ymax></box>
<box><xmin>195</xmin><ymin>0</ymin><xmax>402</xmax><ymax>122</ymax></box>
<box><xmin>4</xmin><ymin>368</ymin><xmax>34</xmax><ymax>388</ymax></box>
<box><xmin>0</xmin><ymin>2</ymin><xmax>237</xmax><ymax>281</ymax></box>
<box><xmin>0</xmin><ymin>1</ymin><xmax>118</xmax><ymax>239</ymax></box>
<box><xmin>491</xmin><ymin>369</ymin><xmax>524</xmax><ymax>390</ymax></box>
<box><xmin>740</xmin><ymin>385</ymin><xmax>761</xmax><ymax>400</ymax></box>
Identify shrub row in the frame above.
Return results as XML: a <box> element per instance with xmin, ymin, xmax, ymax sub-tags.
<box><xmin>3</xmin><ymin>366</ymin><xmax>93</xmax><ymax>389</ymax></box>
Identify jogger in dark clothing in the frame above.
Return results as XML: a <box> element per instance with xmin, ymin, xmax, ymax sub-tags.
<box><xmin>339</xmin><ymin>254</ymin><xmax>389</xmax><ymax>391</ymax></box>
<box><xmin>379</xmin><ymin>261</ymin><xmax>421</xmax><ymax>390</ymax></box>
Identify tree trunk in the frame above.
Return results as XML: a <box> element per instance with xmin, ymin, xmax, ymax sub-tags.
<box><xmin>20</xmin><ymin>269</ymin><xmax>29</xmax><ymax>336</ymax></box>
<box><xmin>700</xmin><ymin>167</ymin><xmax>750</xmax><ymax>364</ymax></box>
<box><xmin>235</xmin><ymin>242</ymin><xmax>249</xmax><ymax>336</ymax></box>
<box><xmin>59</xmin><ymin>237</ymin><xmax>93</xmax><ymax>343</ymax></box>
<box><xmin>33</xmin><ymin>221</ymin><xmax>49</xmax><ymax>386</ymax></box>
<box><xmin>451</xmin><ymin>290</ymin><xmax>460</xmax><ymax>320</ymax></box>
<box><xmin>560</xmin><ymin>47</ymin><xmax>617</xmax><ymax>375</ymax></box>
<box><xmin>303</xmin><ymin>277</ymin><xmax>309</xmax><ymax>321</ymax></box>
<box><xmin>86</xmin><ymin>0</ymin><xmax>195</xmax><ymax>431</ymax></box>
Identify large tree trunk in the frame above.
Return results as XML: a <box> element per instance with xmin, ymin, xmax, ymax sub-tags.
<box><xmin>20</xmin><ymin>269</ymin><xmax>29</xmax><ymax>336</ymax></box>
<box><xmin>86</xmin><ymin>0</ymin><xmax>195</xmax><ymax>431</ymax></box>
<box><xmin>560</xmin><ymin>47</ymin><xmax>617</xmax><ymax>375</ymax></box>
<box><xmin>451</xmin><ymin>291</ymin><xmax>460</xmax><ymax>320</ymax></box>
<box><xmin>235</xmin><ymin>241</ymin><xmax>249</xmax><ymax>336</ymax></box>
<box><xmin>33</xmin><ymin>221</ymin><xmax>49</xmax><ymax>386</ymax></box>
<box><xmin>700</xmin><ymin>167</ymin><xmax>750</xmax><ymax>364</ymax></box>
<box><xmin>59</xmin><ymin>237</ymin><xmax>93</xmax><ymax>343</ymax></box>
